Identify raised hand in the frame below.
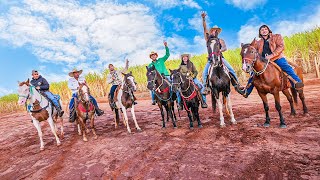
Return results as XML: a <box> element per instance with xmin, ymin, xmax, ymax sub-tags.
<box><xmin>201</xmin><ymin>11</ymin><xmax>207</xmax><ymax>19</ymax></box>
<box><xmin>163</xmin><ymin>41</ymin><xmax>168</xmax><ymax>47</ymax></box>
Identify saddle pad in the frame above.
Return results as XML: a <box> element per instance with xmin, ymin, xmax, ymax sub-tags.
<box><xmin>78</xmin><ymin>102</ymin><xmax>94</xmax><ymax>112</ymax></box>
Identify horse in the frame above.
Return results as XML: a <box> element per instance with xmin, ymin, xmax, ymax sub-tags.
<box><xmin>146</xmin><ymin>66</ymin><xmax>177</xmax><ymax>128</ymax></box>
<box><xmin>111</xmin><ymin>72</ymin><xmax>142</xmax><ymax>133</ymax></box>
<box><xmin>240</xmin><ymin>41</ymin><xmax>308</xmax><ymax>128</ymax></box>
<box><xmin>75</xmin><ymin>83</ymin><xmax>97</xmax><ymax>141</ymax></box>
<box><xmin>170</xmin><ymin>69</ymin><xmax>203</xmax><ymax>129</ymax></box>
<box><xmin>17</xmin><ymin>79</ymin><xmax>63</xmax><ymax>151</ymax></box>
<box><xmin>206</xmin><ymin>36</ymin><xmax>237</xmax><ymax>127</ymax></box>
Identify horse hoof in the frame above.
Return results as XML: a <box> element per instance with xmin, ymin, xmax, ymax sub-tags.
<box><xmin>190</xmin><ymin>127</ymin><xmax>194</xmax><ymax>130</ymax></box>
<box><xmin>94</xmin><ymin>136</ymin><xmax>98</xmax><ymax>140</ymax></box>
<box><xmin>174</xmin><ymin>126</ymin><xmax>178</xmax><ymax>129</ymax></box>
<box><xmin>263</xmin><ymin>123</ymin><xmax>270</xmax><ymax>127</ymax></box>
<box><xmin>137</xmin><ymin>128</ymin><xmax>142</xmax><ymax>132</ymax></box>
<box><xmin>40</xmin><ymin>147</ymin><xmax>44</xmax><ymax>151</ymax></box>
<box><xmin>57</xmin><ymin>142</ymin><xmax>61</xmax><ymax>146</ymax></box>
<box><xmin>83</xmin><ymin>138</ymin><xmax>88</xmax><ymax>142</ymax></box>
<box><xmin>220</xmin><ymin>124</ymin><xmax>226</xmax><ymax>128</ymax></box>
<box><xmin>280</xmin><ymin>124</ymin><xmax>287</xmax><ymax>128</ymax></box>
<box><xmin>304</xmin><ymin>113</ymin><xmax>310</xmax><ymax>117</ymax></box>
<box><xmin>198</xmin><ymin>125</ymin><xmax>203</xmax><ymax>128</ymax></box>
<box><xmin>231</xmin><ymin>121</ymin><xmax>237</xmax><ymax>125</ymax></box>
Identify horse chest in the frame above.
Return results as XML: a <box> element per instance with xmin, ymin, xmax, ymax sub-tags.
<box><xmin>31</xmin><ymin>110</ymin><xmax>49</xmax><ymax>122</ymax></box>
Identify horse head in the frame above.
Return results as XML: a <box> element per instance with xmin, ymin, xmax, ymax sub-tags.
<box><xmin>170</xmin><ymin>69</ymin><xmax>184</xmax><ymax>93</ymax></box>
<box><xmin>146</xmin><ymin>65</ymin><xmax>158</xmax><ymax>91</ymax></box>
<box><xmin>207</xmin><ymin>36</ymin><xmax>222</xmax><ymax>66</ymax></box>
<box><xmin>17</xmin><ymin>79</ymin><xmax>31</xmax><ymax>106</ymax></box>
<box><xmin>78</xmin><ymin>83</ymin><xmax>90</xmax><ymax>104</ymax></box>
<box><xmin>123</xmin><ymin>71</ymin><xmax>137</xmax><ymax>92</ymax></box>
<box><xmin>240</xmin><ymin>39</ymin><xmax>259</xmax><ymax>73</ymax></box>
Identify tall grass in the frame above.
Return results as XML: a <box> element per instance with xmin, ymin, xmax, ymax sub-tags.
<box><xmin>0</xmin><ymin>94</ymin><xmax>24</xmax><ymax>114</ymax></box>
<box><xmin>2</xmin><ymin>27</ymin><xmax>320</xmax><ymax>113</ymax></box>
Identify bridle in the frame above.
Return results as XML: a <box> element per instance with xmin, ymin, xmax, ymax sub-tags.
<box><xmin>242</xmin><ymin>46</ymin><xmax>270</xmax><ymax>75</ymax></box>
<box><xmin>147</xmin><ymin>70</ymin><xmax>165</xmax><ymax>92</ymax></box>
<box><xmin>78</xmin><ymin>84</ymin><xmax>90</xmax><ymax>104</ymax></box>
<box><xmin>208</xmin><ymin>38</ymin><xmax>223</xmax><ymax>67</ymax></box>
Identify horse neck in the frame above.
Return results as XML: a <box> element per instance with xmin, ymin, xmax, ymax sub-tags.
<box><xmin>155</xmin><ymin>72</ymin><xmax>167</xmax><ymax>90</ymax></box>
<box><xmin>180</xmin><ymin>75</ymin><xmax>190</xmax><ymax>91</ymax></box>
<box><xmin>253</xmin><ymin>56</ymin><xmax>268</xmax><ymax>72</ymax></box>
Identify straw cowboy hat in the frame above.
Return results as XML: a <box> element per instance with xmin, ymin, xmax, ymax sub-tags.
<box><xmin>209</xmin><ymin>25</ymin><xmax>222</xmax><ymax>34</ymax></box>
<box><xmin>149</xmin><ymin>51</ymin><xmax>158</xmax><ymax>58</ymax></box>
<box><xmin>68</xmin><ymin>68</ymin><xmax>83</xmax><ymax>77</ymax></box>
<box><xmin>181</xmin><ymin>53</ymin><xmax>191</xmax><ymax>60</ymax></box>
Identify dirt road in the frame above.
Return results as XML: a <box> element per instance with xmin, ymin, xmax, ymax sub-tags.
<box><xmin>0</xmin><ymin>79</ymin><xmax>319</xmax><ymax>179</ymax></box>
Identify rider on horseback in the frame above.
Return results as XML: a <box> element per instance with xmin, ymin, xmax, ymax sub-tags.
<box><xmin>201</xmin><ymin>12</ymin><xmax>243</xmax><ymax>95</ymax></box>
<box><xmin>107</xmin><ymin>59</ymin><xmax>136</xmax><ymax>108</ymax></box>
<box><xmin>30</xmin><ymin>70</ymin><xmax>64</xmax><ymax>117</ymax></box>
<box><xmin>68</xmin><ymin>68</ymin><xmax>104</xmax><ymax>122</ymax></box>
<box><xmin>179</xmin><ymin>54</ymin><xmax>208</xmax><ymax>108</ymax></box>
<box><xmin>148</xmin><ymin>41</ymin><xmax>183</xmax><ymax>110</ymax></box>
<box><xmin>239</xmin><ymin>25</ymin><xmax>305</xmax><ymax>98</ymax></box>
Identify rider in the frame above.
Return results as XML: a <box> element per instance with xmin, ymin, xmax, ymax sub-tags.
<box><xmin>107</xmin><ymin>59</ymin><xmax>136</xmax><ymax>108</ymax></box>
<box><xmin>178</xmin><ymin>54</ymin><xmax>208</xmax><ymax>108</ymax></box>
<box><xmin>68</xmin><ymin>68</ymin><xmax>104</xmax><ymax>122</ymax></box>
<box><xmin>148</xmin><ymin>41</ymin><xmax>183</xmax><ymax>110</ymax></box>
<box><xmin>239</xmin><ymin>25</ymin><xmax>305</xmax><ymax>97</ymax></box>
<box><xmin>30</xmin><ymin>70</ymin><xmax>64</xmax><ymax>117</ymax></box>
<box><xmin>201</xmin><ymin>12</ymin><xmax>243</xmax><ymax>95</ymax></box>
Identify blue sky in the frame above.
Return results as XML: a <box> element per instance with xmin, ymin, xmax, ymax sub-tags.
<box><xmin>1</xmin><ymin>0</ymin><xmax>320</xmax><ymax>96</ymax></box>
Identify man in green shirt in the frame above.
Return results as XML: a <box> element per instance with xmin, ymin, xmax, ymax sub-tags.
<box><xmin>148</xmin><ymin>41</ymin><xmax>182</xmax><ymax>110</ymax></box>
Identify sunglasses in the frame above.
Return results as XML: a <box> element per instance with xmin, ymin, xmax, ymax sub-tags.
<box><xmin>33</xmin><ymin>74</ymin><xmax>39</xmax><ymax>75</ymax></box>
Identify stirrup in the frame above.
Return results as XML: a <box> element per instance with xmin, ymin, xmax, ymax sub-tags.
<box><xmin>294</xmin><ymin>82</ymin><xmax>304</xmax><ymax>89</ymax></box>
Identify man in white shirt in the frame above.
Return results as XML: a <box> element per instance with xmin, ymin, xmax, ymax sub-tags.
<box><xmin>68</xmin><ymin>69</ymin><xmax>104</xmax><ymax>122</ymax></box>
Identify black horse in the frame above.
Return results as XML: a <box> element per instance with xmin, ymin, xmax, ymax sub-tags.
<box><xmin>170</xmin><ymin>69</ymin><xmax>202</xmax><ymax>129</ymax></box>
<box><xmin>146</xmin><ymin>66</ymin><xmax>177</xmax><ymax>128</ymax></box>
<box><xmin>207</xmin><ymin>36</ymin><xmax>237</xmax><ymax>127</ymax></box>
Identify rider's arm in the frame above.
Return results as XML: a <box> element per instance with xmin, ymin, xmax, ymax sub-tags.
<box><xmin>107</xmin><ymin>74</ymin><xmax>113</xmax><ymax>84</ymax></box>
<box><xmin>220</xmin><ymin>39</ymin><xmax>227</xmax><ymax>52</ymax></box>
<box><xmin>202</xmin><ymin>15</ymin><xmax>208</xmax><ymax>42</ymax></box>
<box><xmin>121</xmin><ymin>59</ymin><xmax>129</xmax><ymax>73</ymax></box>
<box><xmin>159</xmin><ymin>45</ymin><xmax>170</xmax><ymax>63</ymax></box>
<box><xmin>40</xmin><ymin>77</ymin><xmax>49</xmax><ymax>91</ymax></box>
<box><xmin>271</xmin><ymin>34</ymin><xmax>285</xmax><ymax>59</ymax></box>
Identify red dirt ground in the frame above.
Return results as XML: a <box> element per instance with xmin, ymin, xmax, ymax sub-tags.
<box><xmin>0</xmin><ymin>78</ymin><xmax>319</xmax><ymax>179</ymax></box>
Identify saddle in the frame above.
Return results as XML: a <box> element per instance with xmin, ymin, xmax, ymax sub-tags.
<box><xmin>270</xmin><ymin>61</ymin><xmax>294</xmax><ymax>90</ymax></box>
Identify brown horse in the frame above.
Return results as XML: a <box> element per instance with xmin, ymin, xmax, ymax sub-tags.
<box><xmin>240</xmin><ymin>41</ymin><xmax>308</xmax><ymax>128</ymax></box>
<box><xmin>75</xmin><ymin>83</ymin><xmax>97</xmax><ymax>141</ymax></box>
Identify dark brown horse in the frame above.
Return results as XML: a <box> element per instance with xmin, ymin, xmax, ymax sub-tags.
<box><xmin>170</xmin><ymin>69</ymin><xmax>202</xmax><ymax>129</ymax></box>
<box><xmin>240</xmin><ymin>41</ymin><xmax>308</xmax><ymax>128</ymax></box>
<box><xmin>75</xmin><ymin>83</ymin><xmax>97</xmax><ymax>141</ymax></box>
<box><xmin>111</xmin><ymin>72</ymin><xmax>141</xmax><ymax>133</ymax></box>
<box><xmin>146</xmin><ymin>66</ymin><xmax>177</xmax><ymax>128</ymax></box>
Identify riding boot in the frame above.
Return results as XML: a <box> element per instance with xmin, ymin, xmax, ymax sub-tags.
<box><xmin>198</xmin><ymin>91</ymin><xmax>208</xmax><ymax>108</ymax></box>
<box><xmin>95</xmin><ymin>106</ymin><xmax>104</xmax><ymax>116</ymax></box>
<box><xmin>69</xmin><ymin>109</ymin><xmax>76</xmax><ymax>122</ymax></box>
<box><xmin>294</xmin><ymin>82</ymin><xmax>304</xmax><ymax>91</ymax></box>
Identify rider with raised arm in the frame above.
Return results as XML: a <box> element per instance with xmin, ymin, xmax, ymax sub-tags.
<box><xmin>239</xmin><ymin>25</ymin><xmax>305</xmax><ymax>97</ymax></box>
<box><xmin>148</xmin><ymin>41</ymin><xmax>183</xmax><ymax>110</ymax></box>
<box><xmin>201</xmin><ymin>12</ymin><xmax>243</xmax><ymax>95</ymax></box>
<box><xmin>178</xmin><ymin>54</ymin><xmax>208</xmax><ymax>108</ymax></box>
<box><xmin>68</xmin><ymin>69</ymin><xmax>104</xmax><ymax>122</ymax></box>
<box><xmin>30</xmin><ymin>70</ymin><xmax>64</xmax><ymax>117</ymax></box>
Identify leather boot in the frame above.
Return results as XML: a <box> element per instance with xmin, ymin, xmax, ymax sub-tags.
<box><xmin>95</xmin><ymin>107</ymin><xmax>104</xmax><ymax>116</ymax></box>
<box><xmin>69</xmin><ymin>109</ymin><xmax>76</xmax><ymax>122</ymax></box>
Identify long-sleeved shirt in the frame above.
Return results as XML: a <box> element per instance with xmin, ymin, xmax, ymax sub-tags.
<box><xmin>148</xmin><ymin>46</ymin><xmax>170</xmax><ymax>76</ymax></box>
<box><xmin>68</xmin><ymin>76</ymin><xmax>86</xmax><ymax>94</ymax></box>
<box><xmin>107</xmin><ymin>63</ymin><xmax>129</xmax><ymax>86</ymax></box>
<box><xmin>30</xmin><ymin>75</ymin><xmax>49</xmax><ymax>92</ymax></box>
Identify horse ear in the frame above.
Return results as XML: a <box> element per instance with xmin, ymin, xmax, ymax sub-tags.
<box><xmin>169</xmin><ymin>69</ymin><xmax>172</xmax><ymax>73</ymax></box>
<box><xmin>241</xmin><ymin>43</ymin><xmax>244</xmax><ymax>47</ymax></box>
<box><xmin>129</xmin><ymin>71</ymin><xmax>132</xmax><ymax>75</ymax></box>
<box><xmin>146</xmin><ymin>66</ymin><xmax>149</xmax><ymax>70</ymax></box>
<box><xmin>250</xmin><ymin>38</ymin><xmax>256</xmax><ymax>46</ymax></box>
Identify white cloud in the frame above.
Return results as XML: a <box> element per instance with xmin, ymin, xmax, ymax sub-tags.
<box><xmin>225</xmin><ymin>0</ymin><xmax>267</xmax><ymax>10</ymax></box>
<box><xmin>148</xmin><ymin>0</ymin><xmax>201</xmax><ymax>10</ymax></box>
<box><xmin>164</xmin><ymin>15</ymin><xmax>184</xmax><ymax>31</ymax></box>
<box><xmin>237</xmin><ymin>6</ymin><xmax>320</xmax><ymax>46</ymax></box>
<box><xmin>0</xmin><ymin>87</ymin><xmax>14</xmax><ymax>96</ymax></box>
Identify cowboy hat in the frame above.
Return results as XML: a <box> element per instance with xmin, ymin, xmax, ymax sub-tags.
<box><xmin>180</xmin><ymin>53</ymin><xmax>191</xmax><ymax>60</ymax></box>
<box><xmin>149</xmin><ymin>51</ymin><xmax>158</xmax><ymax>59</ymax></box>
<box><xmin>68</xmin><ymin>68</ymin><xmax>83</xmax><ymax>77</ymax></box>
<box><xmin>209</xmin><ymin>25</ymin><xmax>222</xmax><ymax>34</ymax></box>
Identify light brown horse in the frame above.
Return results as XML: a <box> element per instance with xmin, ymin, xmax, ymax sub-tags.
<box><xmin>240</xmin><ymin>41</ymin><xmax>308</xmax><ymax>128</ymax></box>
<box><xmin>75</xmin><ymin>83</ymin><xmax>97</xmax><ymax>141</ymax></box>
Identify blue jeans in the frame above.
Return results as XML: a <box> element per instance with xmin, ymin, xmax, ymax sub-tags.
<box><xmin>44</xmin><ymin>91</ymin><xmax>60</xmax><ymax>108</ymax></box>
<box><xmin>193</xmin><ymin>78</ymin><xmax>207</xmax><ymax>103</ymax></box>
<box><xmin>150</xmin><ymin>76</ymin><xmax>181</xmax><ymax>104</ymax></box>
<box><xmin>244</xmin><ymin>57</ymin><xmax>302</xmax><ymax>97</ymax></box>
<box><xmin>202</xmin><ymin>58</ymin><xmax>238</xmax><ymax>87</ymax></box>
<box><xmin>69</xmin><ymin>93</ymin><xmax>99</xmax><ymax>110</ymax></box>
<box><xmin>110</xmin><ymin>85</ymin><xmax>118</xmax><ymax>101</ymax></box>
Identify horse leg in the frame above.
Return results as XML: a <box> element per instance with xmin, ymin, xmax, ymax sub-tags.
<box><xmin>32</xmin><ymin>119</ymin><xmax>45</xmax><ymax>151</ymax></box>
<box><xmin>167</xmin><ymin>103</ymin><xmax>177</xmax><ymax>128</ymax></box>
<box><xmin>282</xmin><ymin>89</ymin><xmax>296</xmax><ymax>116</ymax></box>
<box><xmin>159</xmin><ymin>103</ymin><xmax>166</xmax><ymax>128</ymax></box>
<box><xmin>217</xmin><ymin>96</ymin><xmax>225</xmax><ymax>127</ymax></box>
<box><xmin>131</xmin><ymin>105</ymin><xmax>142</xmax><ymax>131</ymax></box>
<box><xmin>166</xmin><ymin>103</ymin><xmax>170</xmax><ymax>122</ymax></box>
<box><xmin>121</xmin><ymin>106</ymin><xmax>131</xmax><ymax>133</ymax></box>
<box><xmin>58</xmin><ymin>116</ymin><xmax>64</xmax><ymax>139</ymax></box>
<box><xmin>211</xmin><ymin>91</ymin><xmax>217</xmax><ymax>113</ymax></box>
<box><xmin>78</xmin><ymin>117</ymin><xmax>88</xmax><ymax>141</ymax></box>
<box><xmin>187</xmin><ymin>110</ymin><xmax>193</xmax><ymax>129</ymax></box>
<box><xmin>274</xmin><ymin>92</ymin><xmax>287</xmax><ymax>128</ymax></box>
<box><xmin>193</xmin><ymin>106</ymin><xmax>202</xmax><ymax>128</ymax></box>
<box><xmin>226</xmin><ymin>94</ymin><xmax>237</xmax><ymax>124</ymax></box>
<box><xmin>298</xmin><ymin>91</ymin><xmax>309</xmax><ymax>115</ymax></box>
<box><xmin>90</xmin><ymin>115</ymin><xmax>98</xmax><ymax>139</ymax></box>
<box><xmin>171</xmin><ymin>102</ymin><xmax>177</xmax><ymax>121</ymax></box>
<box><xmin>77</xmin><ymin>121</ymin><xmax>82</xmax><ymax>136</ymax></box>
<box><xmin>48</xmin><ymin>116</ymin><xmax>61</xmax><ymax>146</ymax></box>
<box><xmin>257</xmin><ymin>92</ymin><xmax>270</xmax><ymax>127</ymax></box>
<box><xmin>114</xmin><ymin>108</ymin><xmax>120</xmax><ymax>128</ymax></box>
